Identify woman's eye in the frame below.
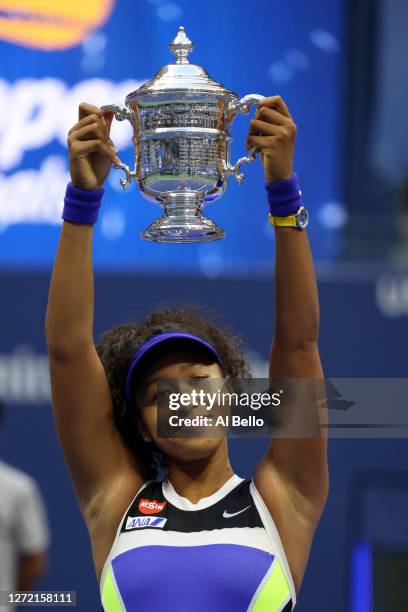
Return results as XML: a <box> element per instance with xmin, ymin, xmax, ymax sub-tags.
<box><xmin>153</xmin><ymin>389</ymin><xmax>172</xmax><ymax>400</ymax></box>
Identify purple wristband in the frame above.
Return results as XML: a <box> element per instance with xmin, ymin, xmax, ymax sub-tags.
<box><xmin>62</xmin><ymin>181</ymin><xmax>105</xmax><ymax>225</ymax></box>
<box><xmin>266</xmin><ymin>173</ymin><xmax>302</xmax><ymax>217</ymax></box>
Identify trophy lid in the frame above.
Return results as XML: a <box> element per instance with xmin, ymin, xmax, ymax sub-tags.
<box><xmin>126</xmin><ymin>26</ymin><xmax>237</xmax><ymax>102</ymax></box>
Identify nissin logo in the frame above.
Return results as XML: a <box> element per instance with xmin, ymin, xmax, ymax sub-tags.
<box><xmin>125</xmin><ymin>516</ymin><xmax>167</xmax><ymax>530</ymax></box>
<box><xmin>138</xmin><ymin>499</ymin><xmax>167</xmax><ymax>515</ymax></box>
<box><xmin>0</xmin><ymin>0</ymin><xmax>115</xmax><ymax>50</ymax></box>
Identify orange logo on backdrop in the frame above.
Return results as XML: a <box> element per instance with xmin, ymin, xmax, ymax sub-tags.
<box><xmin>0</xmin><ymin>0</ymin><xmax>115</xmax><ymax>50</ymax></box>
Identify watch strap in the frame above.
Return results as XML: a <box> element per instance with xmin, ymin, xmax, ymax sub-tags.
<box><xmin>268</xmin><ymin>213</ymin><xmax>298</xmax><ymax>227</ymax></box>
<box><xmin>268</xmin><ymin>205</ymin><xmax>309</xmax><ymax>230</ymax></box>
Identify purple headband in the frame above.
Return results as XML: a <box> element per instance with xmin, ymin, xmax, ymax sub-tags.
<box><xmin>125</xmin><ymin>331</ymin><xmax>223</xmax><ymax>405</ymax></box>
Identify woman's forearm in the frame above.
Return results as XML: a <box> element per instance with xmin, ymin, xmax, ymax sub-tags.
<box><xmin>45</xmin><ymin>221</ymin><xmax>94</xmax><ymax>357</ymax></box>
<box><xmin>44</xmin><ymin>105</ymin><xmax>142</xmax><ymax>513</ymax></box>
<box><xmin>246</xmin><ymin>97</ymin><xmax>319</xmax><ymax>352</ymax></box>
<box><xmin>272</xmin><ymin>227</ymin><xmax>319</xmax><ymax>352</ymax></box>
<box><xmin>45</xmin><ymin>103</ymin><xmax>115</xmax><ymax>357</ymax></box>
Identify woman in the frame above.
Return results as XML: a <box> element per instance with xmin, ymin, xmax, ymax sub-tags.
<box><xmin>45</xmin><ymin>96</ymin><xmax>328</xmax><ymax>611</ymax></box>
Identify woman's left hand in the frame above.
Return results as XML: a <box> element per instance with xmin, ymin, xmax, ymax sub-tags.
<box><xmin>246</xmin><ymin>96</ymin><xmax>297</xmax><ymax>184</ymax></box>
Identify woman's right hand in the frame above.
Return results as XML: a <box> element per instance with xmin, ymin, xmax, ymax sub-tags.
<box><xmin>67</xmin><ymin>102</ymin><xmax>119</xmax><ymax>190</ymax></box>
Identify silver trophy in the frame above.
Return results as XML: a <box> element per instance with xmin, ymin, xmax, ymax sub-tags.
<box><xmin>101</xmin><ymin>26</ymin><xmax>264</xmax><ymax>243</ymax></box>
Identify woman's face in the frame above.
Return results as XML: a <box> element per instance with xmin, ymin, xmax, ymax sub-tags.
<box><xmin>133</xmin><ymin>347</ymin><xmax>227</xmax><ymax>463</ymax></box>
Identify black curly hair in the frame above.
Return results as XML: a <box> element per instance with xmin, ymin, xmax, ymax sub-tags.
<box><xmin>96</xmin><ymin>304</ymin><xmax>251</xmax><ymax>478</ymax></box>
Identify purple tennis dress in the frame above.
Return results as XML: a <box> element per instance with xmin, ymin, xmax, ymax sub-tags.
<box><xmin>100</xmin><ymin>474</ymin><xmax>296</xmax><ymax>611</ymax></box>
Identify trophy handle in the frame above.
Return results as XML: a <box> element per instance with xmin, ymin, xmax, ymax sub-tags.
<box><xmin>100</xmin><ymin>104</ymin><xmax>137</xmax><ymax>190</ymax></box>
<box><xmin>226</xmin><ymin>94</ymin><xmax>265</xmax><ymax>184</ymax></box>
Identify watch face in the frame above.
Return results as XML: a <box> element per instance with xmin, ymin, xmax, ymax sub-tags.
<box><xmin>296</xmin><ymin>207</ymin><xmax>309</xmax><ymax>229</ymax></box>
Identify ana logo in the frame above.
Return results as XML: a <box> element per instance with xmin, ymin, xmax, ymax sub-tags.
<box><xmin>0</xmin><ymin>0</ymin><xmax>115</xmax><ymax>50</ymax></box>
<box><xmin>125</xmin><ymin>516</ymin><xmax>167</xmax><ymax>530</ymax></box>
<box><xmin>138</xmin><ymin>498</ymin><xmax>167</xmax><ymax>515</ymax></box>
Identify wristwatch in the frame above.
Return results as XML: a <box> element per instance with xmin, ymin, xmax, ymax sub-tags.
<box><xmin>268</xmin><ymin>205</ymin><xmax>309</xmax><ymax>230</ymax></box>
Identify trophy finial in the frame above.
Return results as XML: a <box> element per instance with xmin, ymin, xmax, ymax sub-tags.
<box><xmin>169</xmin><ymin>26</ymin><xmax>194</xmax><ymax>64</ymax></box>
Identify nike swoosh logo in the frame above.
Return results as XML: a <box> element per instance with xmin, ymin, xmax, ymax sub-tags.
<box><xmin>223</xmin><ymin>505</ymin><xmax>251</xmax><ymax>519</ymax></box>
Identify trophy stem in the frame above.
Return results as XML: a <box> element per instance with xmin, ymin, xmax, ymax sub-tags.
<box><xmin>164</xmin><ymin>193</ymin><xmax>203</xmax><ymax>218</ymax></box>
<box><xmin>140</xmin><ymin>193</ymin><xmax>225</xmax><ymax>243</ymax></box>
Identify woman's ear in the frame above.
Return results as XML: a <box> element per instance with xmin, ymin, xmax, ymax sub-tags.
<box><xmin>136</xmin><ymin>417</ymin><xmax>152</xmax><ymax>444</ymax></box>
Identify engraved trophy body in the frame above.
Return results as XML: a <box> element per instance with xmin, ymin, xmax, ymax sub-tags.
<box><xmin>101</xmin><ymin>27</ymin><xmax>264</xmax><ymax>243</ymax></box>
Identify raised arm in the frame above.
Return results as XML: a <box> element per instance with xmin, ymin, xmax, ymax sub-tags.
<box><xmin>248</xmin><ymin>97</ymin><xmax>329</xmax><ymax>593</ymax></box>
<box><xmin>45</xmin><ymin>103</ymin><xmax>144</xmax><ymax>522</ymax></box>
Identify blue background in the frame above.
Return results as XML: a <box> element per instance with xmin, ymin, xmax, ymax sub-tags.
<box><xmin>0</xmin><ymin>0</ymin><xmax>344</xmax><ymax>271</ymax></box>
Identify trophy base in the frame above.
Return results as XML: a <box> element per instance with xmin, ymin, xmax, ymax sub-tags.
<box><xmin>140</xmin><ymin>194</ymin><xmax>225</xmax><ymax>243</ymax></box>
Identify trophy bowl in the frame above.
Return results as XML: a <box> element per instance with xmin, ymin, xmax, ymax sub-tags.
<box><xmin>101</xmin><ymin>26</ymin><xmax>264</xmax><ymax>243</ymax></box>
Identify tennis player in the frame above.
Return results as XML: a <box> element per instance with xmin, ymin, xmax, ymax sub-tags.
<box><xmin>45</xmin><ymin>96</ymin><xmax>328</xmax><ymax>611</ymax></box>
